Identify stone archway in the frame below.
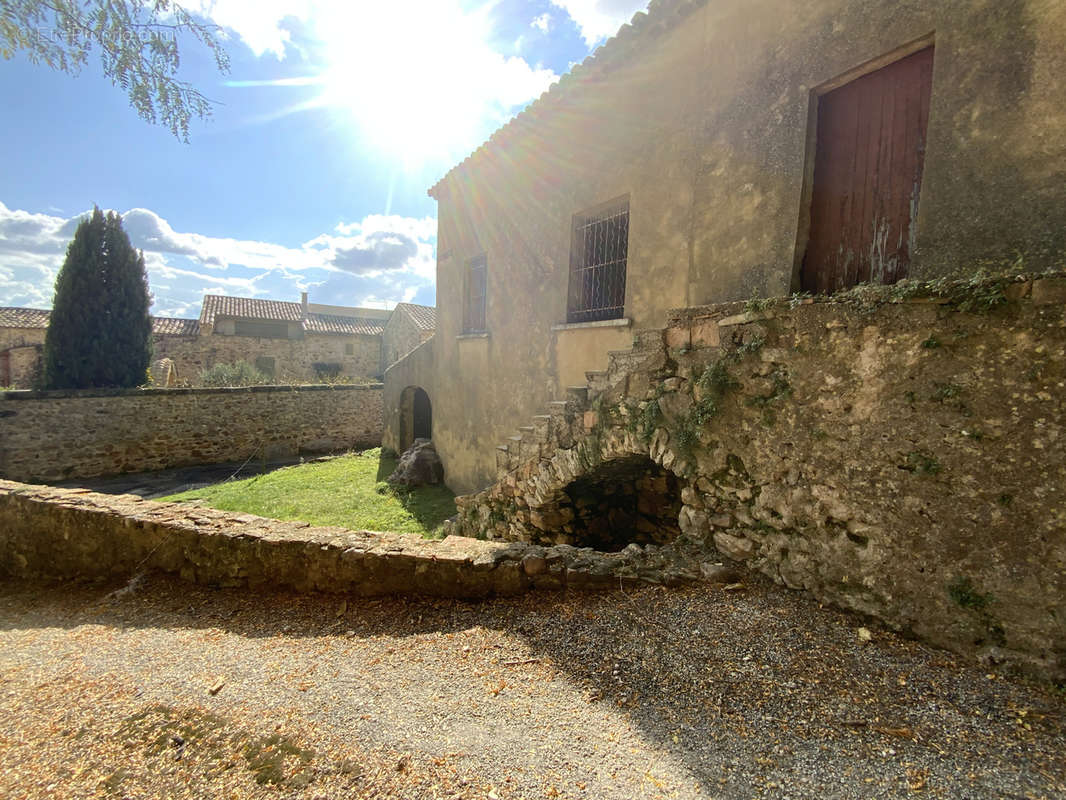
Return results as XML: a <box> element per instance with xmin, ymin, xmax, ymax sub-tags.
<box><xmin>558</xmin><ymin>455</ymin><xmax>682</xmax><ymax>551</ymax></box>
<box><xmin>399</xmin><ymin>385</ymin><xmax>432</xmax><ymax>451</ymax></box>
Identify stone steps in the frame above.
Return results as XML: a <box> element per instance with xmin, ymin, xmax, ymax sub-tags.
<box><xmin>493</xmin><ymin>332</ymin><xmax>666</xmax><ymax>478</ymax></box>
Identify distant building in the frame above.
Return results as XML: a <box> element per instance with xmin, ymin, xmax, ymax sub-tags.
<box><xmin>0</xmin><ymin>293</ymin><xmax>436</xmax><ymax>388</ymax></box>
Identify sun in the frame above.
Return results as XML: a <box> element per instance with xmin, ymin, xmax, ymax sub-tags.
<box><xmin>313</xmin><ymin>1</ymin><xmax>520</xmax><ymax>167</ymax></box>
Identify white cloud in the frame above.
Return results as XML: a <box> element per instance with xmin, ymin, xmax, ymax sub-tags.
<box><xmin>550</xmin><ymin>0</ymin><xmax>649</xmax><ymax>45</ymax></box>
<box><xmin>0</xmin><ymin>201</ymin><xmax>436</xmax><ymax>315</ymax></box>
<box><xmin>184</xmin><ymin>0</ymin><xmax>314</xmax><ymax>58</ymax></box>
<box><xmin>531</xmin><ymin>13</ymin><xmax>552</xmax><ymax>32</ymax></box>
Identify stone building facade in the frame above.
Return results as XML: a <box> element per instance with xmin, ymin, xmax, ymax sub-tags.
<box><xmin>381</xmin><ymin>303</ymin><xmax>436</xmax><ymax>373</ymax></box>
<box><xmin>386</xmin><ymin>0</ymin><xmax>1066</xmax><ymax>493</ymax></box>
<box><xmin>2</xmin><ymin>296</ymin><xmax>436</xmax><ymax>388</ymax></box>
<box><xmin>1</xmin><ymin>308</ymin><xmax>200</xmax><ymax>389</ymax></box>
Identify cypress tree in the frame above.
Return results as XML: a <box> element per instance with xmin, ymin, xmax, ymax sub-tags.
<box><xmin>43</xmin><ymin>207</ymin><xmax>153</xmax><ymax>389</ymax></box>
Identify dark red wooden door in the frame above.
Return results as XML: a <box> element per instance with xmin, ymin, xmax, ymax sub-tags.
<box><xmin>802</xmin><ymin>46</ymin><xmax>935</xmax><ymax>294</ymax></box>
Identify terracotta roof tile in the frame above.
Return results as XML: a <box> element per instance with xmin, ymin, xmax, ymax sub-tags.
<box><xmin>151</xmin><ymin>317</ymin><xmax>200</xmax><ymax>336</ymax></box>
<box><xmin>394</xmin><ymin>303</ymin><xmax>436</xmax><ymax>331</ymax></box>
<box><xmin>0</xmin><ymin>307</ymin><xmax>200</xmax><ymax>336</ymax></box>
<box><xmin>199</xmin><ymin>295</ymin><xmax>303</xmax><ymax>326</ymax></box>
<box><xmin>303</xmin><ymin>313</ymin><xmax>385</xmax><ymax>336</ymax></box>
<box><xmin>0</xmin><ymin>307</ymin><xmax>50</xmax><ymax>329</ymax></box>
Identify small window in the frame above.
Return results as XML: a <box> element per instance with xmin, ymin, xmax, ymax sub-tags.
<box><xmin>344</xmin><ymin>342</ymin><xmax>355</xmax><ymax>355</ymax></box>
<box><xmin>568</xmin><ymin>198</ymin><xmax>629</xmax><ymax>323</ymax></box>
<box><xmin>254</xmin><ymin>356</ymin><xmax>276</xmax><ymax>378</ymax></box>
<box><xmin>463</xmin><ymin>255</ymin><xmax>487</xmax><ymax>333</ymax></box>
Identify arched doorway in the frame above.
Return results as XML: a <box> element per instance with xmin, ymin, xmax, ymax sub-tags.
<box><xmin>399</xmin><ymin>385</ymin><xmax>432</xmax><ymax>452</ymax></box>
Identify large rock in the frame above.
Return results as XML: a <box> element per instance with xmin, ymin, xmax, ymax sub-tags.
<box><xmin>388</xmin><ymin>439</ymin><xmax>444</xmax><ymax>487</ymax></box>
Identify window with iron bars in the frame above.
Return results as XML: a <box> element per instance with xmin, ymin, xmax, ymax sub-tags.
<box><xmin>567</xmin><ymin>198</ymin><xmax>629</xmax><ymax>323</ymax></box>
<box><xmin>463</xmin><ymin>255</ymin><xmax>487</xmax><ymax>333</ymax></box>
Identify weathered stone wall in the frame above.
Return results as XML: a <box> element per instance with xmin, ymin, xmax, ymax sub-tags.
<box><xmin>381</xmin><ymin>312</ymin><xmax>433</xmax><ymax>373</ymax></box>
<box><xmin>0</xmin><ymin>481</ymin><xmax>696</xmax><ymax>597</ymax></box>
<box><xmin>450</xmin><ymin>275</ymin><xmax>1066</xmax><ymax>679</ymax></box>
<box><xmin>0</xmin><ymin>326</ymin><xmax>46</xmax><ymax>352</ymax></box>
<box><xmin>156</xmin><ymin>331</ymin><xmax>383</xmax><ymax>384</ymax></box>
<box><xmin>0</xmin><ymin>384</ymin><xmax>384</xmax><ymax>482</ymax></box>
<box><xmin>420</xmin><ymin>0</ymin><xmax>1066</xmax><ymax>493</ymax></box>
<box><xmin>0</xmin><ymin>327</ymin><xmax>46</xmax><ymax>388</ymax></box>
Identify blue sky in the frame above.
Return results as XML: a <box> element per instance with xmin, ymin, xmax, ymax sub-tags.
<box><xmin>0</xmin><ymin>0</ymin><xmax>648</xmax><ymax>318</ymax></box>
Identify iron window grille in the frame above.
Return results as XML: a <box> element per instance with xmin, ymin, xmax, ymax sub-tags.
<box><xmin>567</xmin><ymin>199</ymin><xmax>629</xmax><ymax>323</ymax></box>
<box><xmin>463</xmin><ymin>255</ymin><xmax>487</xmax><ymax>333</ymax></box>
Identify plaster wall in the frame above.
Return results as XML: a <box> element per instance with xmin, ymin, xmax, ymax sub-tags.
<box><xmin>381</xmin><ymin>311</ymin><xmax>434</xmax><ymax>372</ymax></box>
<box><xmin>415</xmin><ymin>0</ymin><xmax>1066</xmax><ymax>493</ymax></box>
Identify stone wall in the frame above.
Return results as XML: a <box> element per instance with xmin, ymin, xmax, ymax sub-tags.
<box><xmin>155</xmin><ymin>331</ymin><xmax>383</xmax><ymax>384</ymax></box>
<box><xmin>449</xmin><ymin>275</ymin><xmax>1066</xmax><ymax>680</ymax></box>
<box><xmin>0</xmin><ymin>384</ymin><xmax>384</xmax><ymax>482</ymax></box>
<box><xmin>0</xmin><ymin>481</ymin><xmax>697</xmax><ymax>597</ymax></box>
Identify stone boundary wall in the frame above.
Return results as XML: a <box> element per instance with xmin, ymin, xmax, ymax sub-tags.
<box><xmin>452</xmin><ymin>275</ymin><xmax>1066</xmax><ymax>680</ymax></box>
<box><xmin>0</xmin><ymin>384</ymin><xmax>384</xmax><ymax>483</ymax></box>
<box><xmin>0</xmin><ymin>481</ymin><xmax>704</xmax><ymax>597</ymax></box>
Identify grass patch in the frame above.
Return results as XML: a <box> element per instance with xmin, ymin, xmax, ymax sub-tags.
<box><xmin>161</xmin><ymin>448</ymin><xmax>455</xmax><ymax>537</ymax></box>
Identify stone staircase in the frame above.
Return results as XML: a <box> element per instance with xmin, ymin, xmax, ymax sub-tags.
<box><xmin>493</xmin><ymin>328</ymin><xmax>671</xmax><ymax>478</ymax></box>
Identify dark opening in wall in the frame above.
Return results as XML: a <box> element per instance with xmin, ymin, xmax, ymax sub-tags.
<box><xmin>560</xmin><ymin>455</ymin><xmax>681</xmax><ymax>551</ymax></box>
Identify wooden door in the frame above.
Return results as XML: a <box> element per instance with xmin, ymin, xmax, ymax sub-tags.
<box><xmin>802</xmin><ymin>46</ymin><xmax>935</xmax><ymax>294</ymax></box>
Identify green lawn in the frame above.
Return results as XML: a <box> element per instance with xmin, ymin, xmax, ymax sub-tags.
<box><xmin>161</xmin><ymin>449</ymin><xmax>456</xmax><ymax>537</ymax></box>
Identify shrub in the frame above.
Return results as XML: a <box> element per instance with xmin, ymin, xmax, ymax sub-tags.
<box><xmin>199</xmin><ymin>361</ymin><xmax>270</xmax><ymax>387</ymax></box>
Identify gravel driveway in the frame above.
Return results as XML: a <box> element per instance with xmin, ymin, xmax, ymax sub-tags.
<box><xmin>0</xmin><ymin>573</ymin><xmax>1062</xmax><ymax>799</ymax></box>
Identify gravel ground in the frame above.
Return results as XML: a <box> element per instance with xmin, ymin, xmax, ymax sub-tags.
<box><xmin>0</xmin><ymin>573</ymin><xmax>1062</xmax><ymax>800</ymax></box>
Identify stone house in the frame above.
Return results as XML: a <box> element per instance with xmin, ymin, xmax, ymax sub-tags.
<box><xmin>381</xmin><ymin>303</ymin><xmax>437</xmax><ymax>373</ymax></box>
<box><xmin>155</xmin><ymin>294</ymin><xmax>389</xmax><ymax>383</ymax></box>
<box><xmin>384</xmin><ymin>0</ymin><xmax>1066</xmax><ymax>493</ymax></box>
<box><xmin>1</xmin><ymin>307</ymin><xmax>199</xmax><ymax>388</ymax></box>
<box><xmin>3</xmin><ymin>295</ymin><xmax>436</xmax><ymax>387</ymax></box>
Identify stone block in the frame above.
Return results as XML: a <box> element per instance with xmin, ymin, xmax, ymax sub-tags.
<box><xmin>664</xmin><ymin>325</ymin><xmax>691</xmax><ymax>350</ymax></box>
<box><xmin>690</xmin><ymin>319</ymin><xmax>720</xmax><ymax>349</ymax></box>
<box><xmin>713</xmin><ymin>531</ymin><xmax>755</xmax><ymax>561</ymax></box>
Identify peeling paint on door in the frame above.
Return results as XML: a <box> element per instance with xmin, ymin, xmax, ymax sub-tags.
<box><xmin>803</xmin><ymin>46</ymin><xmax>935</xmax><ymax>293</ymax></box>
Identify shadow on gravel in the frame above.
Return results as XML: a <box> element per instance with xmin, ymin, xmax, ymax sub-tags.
<box><xmin>1</xmin><ymin>573</ymin><xmax>1063</xmax><ymax>799</ymax></box>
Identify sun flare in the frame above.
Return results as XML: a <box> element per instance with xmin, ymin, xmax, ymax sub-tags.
<box><xmin>312</xmin><ymin>1</ymin><xmax>556</xmax><ymax>167</ymax></box>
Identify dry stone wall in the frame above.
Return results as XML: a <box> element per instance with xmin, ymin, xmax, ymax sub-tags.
<box><xmin>0</xmin><ymin>481</ymin><xmax>698</xmax><ymax>596</ymax></box>
<box><xmin>0</xmin><ymin>384</ymin><xmax>384</xmax><ymax>482</ymax></box>
<box><xmin>450</xmin><ymin>275</ymin><xmax>1066</xmax><ymax>680</ymax></box>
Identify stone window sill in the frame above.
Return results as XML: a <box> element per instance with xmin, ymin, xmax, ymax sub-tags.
<box><xmin>551</xmin><ymin>318</ymin><xmax>632</xmax><ymax>332</ymax></box>
<box><xmin>457</xmin><ymin>331</ymin><xmax>490</xmax><ymax>340</ymax></box>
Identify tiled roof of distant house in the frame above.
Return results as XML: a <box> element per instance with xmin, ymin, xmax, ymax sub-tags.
<box><xmin>394</xmin><ymin>302</ymin><xmax>436</xmax><ymax>331</ymax></box>
<box><xmin>152</xmin><ymin>317</ymin><xmax>201</xmax><ymax>336</ymax></box>
<box><xmin>428</xmin><ymin>0</ymin><xmax>699</xmax><ymax>197</ymax></box>
<box><xmin>200</xmin><ymin>294</ymin><xmax>385</xmax><ymax>336</ymax></box>
<box><xmin>0</xmin><ymin>307</ymin><xmax>200</xmax><ymax>336</ymax></box>
<box><xmin>303</xmin><ymin>313</ymin><xmax>385</xmax><ymax>336</ymax></box>
<box><xmin>199</xmin><ymin>295</ymin><xmax>303</xmax><ymax>326</ymax></box>
<box><xmin>0</xmin><ymin>307</ymin><xmax>50</xmax><ymax>328</ymax></box>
